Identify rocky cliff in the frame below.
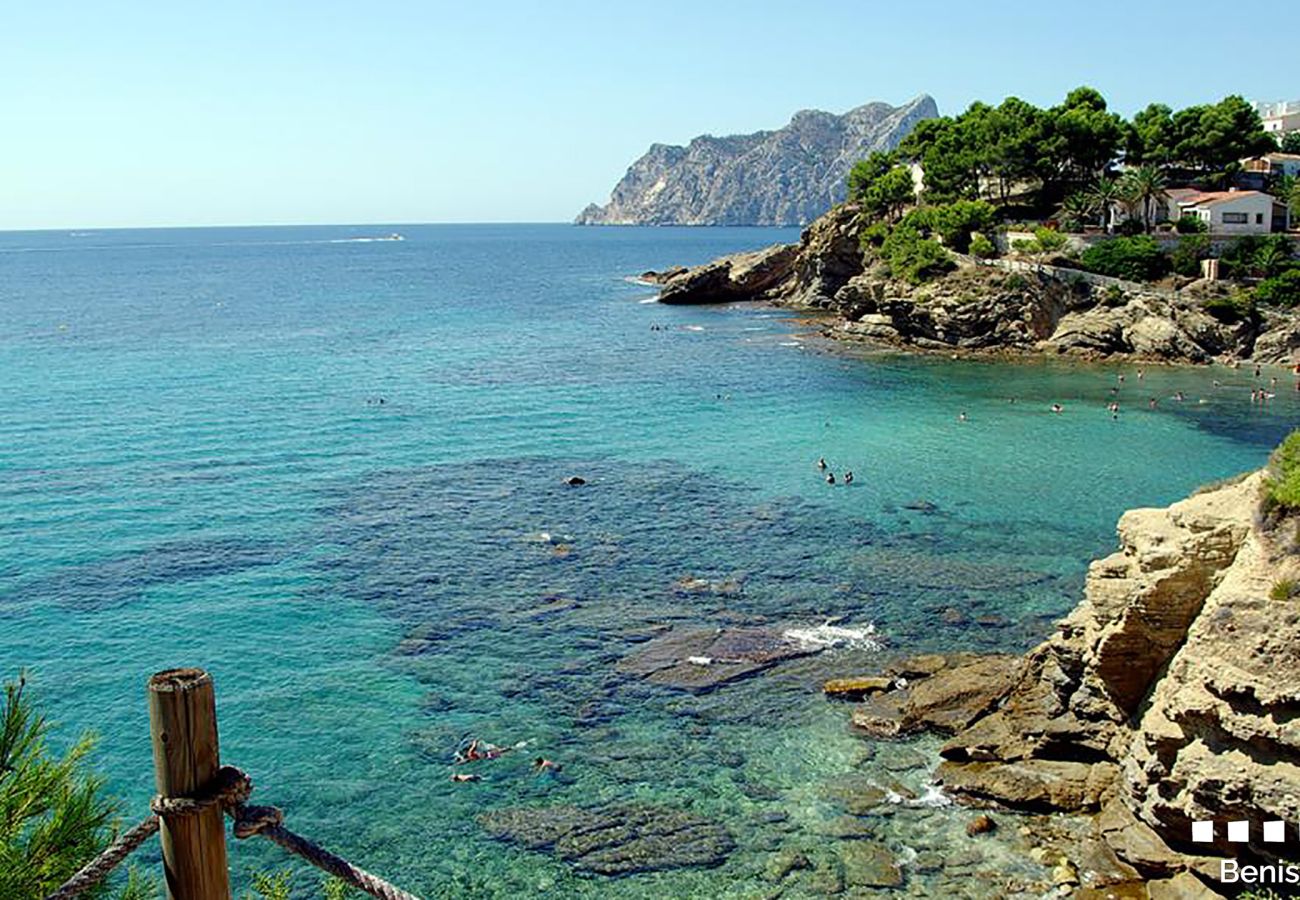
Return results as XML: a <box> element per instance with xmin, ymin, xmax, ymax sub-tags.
<box><xmin>576</xmin><ymin>96</ymin><xmax>937</xmax><ymax>226</ymax></box>
<box><xmin>841</xmin><ymin>468</ymin><xmax>1300</xmax><ymax>895</ymax></box>
<box><xmin>649</xmin><ymin>204</ymin><xmax>1300</xmax><ymax>363</ymax></box>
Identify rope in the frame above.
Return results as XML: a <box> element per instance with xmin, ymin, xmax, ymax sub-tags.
<box><xmin>46</xmin><ymin>764</ymin><xmax>422</xmax><ymax>900</ymax></box>
<box><xmin>44</xmin><ymin>815</ymin><xmax>159</xmax><ymax>900</ymax></box>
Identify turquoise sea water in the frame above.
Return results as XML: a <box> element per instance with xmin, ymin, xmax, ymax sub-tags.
<box><xmin>1</xmin><ymin>224</ymin><xmax>1296</xmax><ymax>897</ymax></box>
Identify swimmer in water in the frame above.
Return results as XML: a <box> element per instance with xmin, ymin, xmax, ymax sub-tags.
<box><xmin>844</xmin><ymin>471</ymin><xmax>854</xmax><ymax>485</ymax></box>
<box><xmin>958</xmin><ymin>411</ymin><xmax>968</xmax><ymax>422</ymax></box>
<box><xmin>533</xmin><ymin>757</ymin><xmax>562</xmax><ymax>774</ymax></box>
<box><xmin>1051</xmin><ymin>404</ymin><xmax>1063</xmax><ymax>413</ymax></box>
<box><xmin>450</xmin><ymin>773</ymin><xmax>481</xmax><ymax>783</ymax></box>
<box><xmin>826</xmin><ymin>472</ymin><xmax>836</xmax><ymax>485</ymax></box>
<box><xmin>817</xmin><ymin>457</ymin><xmax>827</xmax><ymax>470</ymax></box>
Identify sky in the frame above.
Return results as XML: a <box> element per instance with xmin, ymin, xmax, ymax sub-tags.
<box><xmin>1</xmin><ymin>1</ymin><xmax>1294</xmax><ymax>230</ymax></box>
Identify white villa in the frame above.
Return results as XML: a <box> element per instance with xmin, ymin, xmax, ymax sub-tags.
<box><xmin>1112</xmin><ymin>188</ymin><xmax>1287</xmax><ymax>234</ymax></box>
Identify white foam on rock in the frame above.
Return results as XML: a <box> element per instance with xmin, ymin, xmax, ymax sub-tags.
<box><xmin>782</xmin><ymin>622</ymin><xmax>882</xmax><ymax>652</ymax></box>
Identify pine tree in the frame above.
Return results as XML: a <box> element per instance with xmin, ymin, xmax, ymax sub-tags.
<box><xmin>0</xmin><ymin>674</ymin><xmax>153</xmax><ymax>899</ymax></box>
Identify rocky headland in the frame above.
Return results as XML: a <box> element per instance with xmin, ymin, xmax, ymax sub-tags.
<box><xmin>647</xmin><ymin>204</ymin><xmax>1300</xmax><ymax>364</ymax></box>
<box><xmin>831</xmin><ymin>467</ymin><xmax>1300</xmax><ymax>896</ymax></box>
<box><xmin>577</xmin><ymin>97</ymin><xmax>937</xmax><ymax>226</ymax></box>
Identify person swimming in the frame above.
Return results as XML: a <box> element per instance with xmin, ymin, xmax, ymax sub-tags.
<box><xmin>533</xmin><ymin>757</ymin><xmax>562</xmax><ymax>774</ymax></box>
<box><xmin>450</xmin><ymin>773</ymin><xmax>481</xmax><ymax>783</ymax></box>
<box><xmin>844</xmin><ymin>471</ymin><xmax>854</xmax><ymax>485</ymax></box>
<box><xmin>817</xmin><ymin>457</ymin><xmax>827</xmax><ymax>470</ymax></box>
<box><xmin>825</xmin><ymin>472</ymin><xmax>836</xmax><ymax>485</ymax></box>
<box><xmin>958</xmin><ymin>411</ymin><xmax>968</xmax><ymax>422</ymax></box>
<box><xmin>454</xmin><ymin>738</ymin><xmax>515</xmax><ymax>765</ymax></box>
<box><xmin>1051</xmin><ymin>403</ymin><xmax>1063</xmax><ymax>413</ymax></box>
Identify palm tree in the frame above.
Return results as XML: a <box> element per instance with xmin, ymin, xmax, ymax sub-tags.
<box><xmin>1087</xmin><ymin>178</ymin><xmax>1124</xmax><ymax>233</ymax></box>
<box><xmin>1058</xmin><ymin>192</ymin><xmax>1097</xmax><ymax>233</ymax></box>
<box><xmin>1119</xmin><ymin>165</ymin><xmax>1170</xmax><ymax>233</ymax></box>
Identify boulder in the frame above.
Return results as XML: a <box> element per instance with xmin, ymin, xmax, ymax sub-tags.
<box><xmin>659</xmin><ymin>244</ymin><xmax>798</xmax><ymax>304</ymax></box>
<box><xmin>823</xmin><ymin>676</ymin><xmax>894</xmax><ymax>699</ymax></box>
<box><xmin>937</xmin><ymin>758</ymin><xmax>1120</xmax><ymax>812</ymax></box>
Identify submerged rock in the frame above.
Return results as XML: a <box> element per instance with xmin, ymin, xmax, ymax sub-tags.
<box><xmin>839</xmin><ymin>841</ymin><xmax>903</xmax><ymax>888</ymax></box>
<box><xmin>617</xmin><ymin>627</ymin><xmax>820</xmax><ymax>692</ymax></box>
<box><xmin>478</xmin><ymin>803</ymin><xmax>734</xmax><ymax>876</ymax></box>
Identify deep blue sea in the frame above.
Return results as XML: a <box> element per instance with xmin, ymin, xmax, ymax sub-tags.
<box><xmin>1</xmin><ymin>224</ymin><xmax>1295</xmax><ymax>897</ymax></box>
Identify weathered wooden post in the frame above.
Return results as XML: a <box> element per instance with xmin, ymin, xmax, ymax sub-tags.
<box><xmin>148</xmin><ymin>668</ymin><xmax>231</xmax><ymax>900</ymax></box>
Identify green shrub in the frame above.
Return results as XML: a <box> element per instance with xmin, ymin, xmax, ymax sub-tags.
<box><xmin>1102</xmin><ymin>284</ymin><xmax>1127</xmax><ymax>307</ymax></box>
<box><xmin>858</xmin><ymin>220</ymin><xmax>891</xmax><ymax>249</ymax></box>
<box><xmin>1201</xmin><ymin>293</ymin><xmax>1255</xmax><ymax>324</ymax></box>
<box><xmin>1174</xmin><ymin>214</ymin><xmax>1207</xmax><ymax>234</ymax></box>
<box><xmin>1003</xmin><ymin>273</ymin><xmax>1030</xmax><ymax>292</ymax></box>
<box><xmin>881</xmin><ymin>225</ymin><xmax>953</xmax><ymax>284</ymax></box>
<box><xmin>1170</xmin><ymin>234</ymin><xmax>1211</xmax><ymax>278</ymax></box>
<box><xmin>1221</xmin><ymin>234</ymin><xmax>1297</xmax><ymax>279</ymax></box>
<box><xmin>1011</xmin><ymin>238</ymin><xmax>1037</xmax><ymax>254</ymax></box>
<box><xmin>1265</xmin><ymin>430</ymin><xmax>1300</xmax><ymax>513</ymax></box>
<box><xmin>1080</xmin><ymin>236</ymin><xmax>1170</xmax><ymax>282</ymax></box>
<box><xmin>1033</xmin><ymin>227</ymin><xmax>1067</xmax><ymax>253</ymax></box>
<box><xmin>1255</xmin><ymin>269</ymin><xmax>1300</xmax><ymax>308</ymax></box>
<box><xmin>969</xmin><ymin>232</ymin><xmax>997</xmax><ymax>259</ymax></box>
<box><xmin>929</xmin><ymin>200</ymin><xmax>997</xmax><ymax>253</ymax></box>
<box><xmin>1271</xmin><ymin>579</ymin><xmax>1300</xmax><ymax>602</ymax></box>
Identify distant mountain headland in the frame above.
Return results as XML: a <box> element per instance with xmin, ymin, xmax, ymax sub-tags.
<box><xmin>576</xmin><ymin>95</ymin><xmax>938</xmax><ymax>226</ymax></box>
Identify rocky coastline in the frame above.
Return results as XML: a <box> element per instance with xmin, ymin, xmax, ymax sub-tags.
<box><xmin>825</xmin><ymin>468</ymin><xmax>1300</xmax><ymax>897</ymax></box>
<box><xmin>645</xmin><ymin>204</ymin><xmax>1300</xmax><ymax>365</ymax></box>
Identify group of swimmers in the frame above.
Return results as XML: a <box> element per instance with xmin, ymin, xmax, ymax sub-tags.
<box><xmin>817</xmin><ymin>457</ymin><xmax>853</xmax><ymax>485</ymax></box>
<box><xmin>449</xmin><ymin>737</ymin><xmax>561</xmax><ymax>784</ymax></box>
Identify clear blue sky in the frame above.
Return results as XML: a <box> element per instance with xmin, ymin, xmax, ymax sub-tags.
<box><xmin>1</xmin><ymin>0</ymin><xmax>1292</xmax><ymax>229</ymax></box>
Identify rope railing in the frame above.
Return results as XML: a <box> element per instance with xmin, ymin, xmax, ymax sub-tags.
<box><xmin>44</xmin><ymin>669</ymin><xmax>422</xmax><ymax>900</ymax></box>
<box><xmin>45</xmin><ymin>764</ymin><xmax>421</xmax><ymax>900</ymax></box>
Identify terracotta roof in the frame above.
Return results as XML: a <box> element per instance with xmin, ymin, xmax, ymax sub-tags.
<box><xmin>1176</xmin><ymin>190</ymin><xmax>1273</xmax><ymax>208</ymax></box>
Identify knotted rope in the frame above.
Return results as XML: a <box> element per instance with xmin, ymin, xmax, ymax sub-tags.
<box><xmin>46</xmin><ymin>765</ymin><xmax>421</xmax><ymax>900</ymax></box>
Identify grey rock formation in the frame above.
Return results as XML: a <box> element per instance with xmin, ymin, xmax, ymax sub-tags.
<box><xmin>577</xmin><ymin>96</ymin><xmax>937</xmax><ymax>226</ymax></box>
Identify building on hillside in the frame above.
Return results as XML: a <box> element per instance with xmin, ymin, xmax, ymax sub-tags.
<box><xmin>1111</xmin><ymin>189</ymin><xmax>1287</xmax><ymax>234</ymax></box>
<box><xmin>1241</xmin><ymin>152</ymin><xmax>1300</xmax><ymax>180</ymax></box>
<box><xmin>1253</xmin><ymin>99</ymin><xmax>1300</xmax><ymax>138</ymax></box>
<box><xmin>1176</xmin><ymin>190</ymin><xmax>1287</xmax><ymax>234</ymax></box>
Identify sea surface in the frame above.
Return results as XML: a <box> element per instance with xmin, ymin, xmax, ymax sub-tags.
<box><xmin>0</xmin><ymin>224</ymin><xmax>1295</xmax><ymax>898</ymax></box>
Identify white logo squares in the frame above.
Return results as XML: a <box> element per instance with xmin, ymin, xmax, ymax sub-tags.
<box><xmin>1264</xmin><ymin>820</ymin><xmax>1286</xmax><ymax>843</ymax></box>
<box><xmin>1192</xmin><ymin>820</ymin><xmax>1215</xmax><ymax>842</ymax></box>
<box><xmin>1228</xmin><ymin>821</ymin><xmax>1250</xmax><ymax>843</ymax></box>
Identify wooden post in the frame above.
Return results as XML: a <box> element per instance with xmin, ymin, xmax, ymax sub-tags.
<box><xmin>148</xmin><ymin>668</ymin><xmax>231</xmax><ymax>900</ymax></box>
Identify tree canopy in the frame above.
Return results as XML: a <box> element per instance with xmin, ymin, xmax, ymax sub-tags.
<box><xmin>892</xmin><ymin>88</ymin><xmax>1275</xmax><ymax>210</ymax></box>
<box><xmin>1125</xmin><ymin>96</ymin><xmax>1276</xmax><ymax>170</ymax></box>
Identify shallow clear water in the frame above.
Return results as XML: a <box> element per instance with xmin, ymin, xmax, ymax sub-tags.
<box><xmin>1</xmin><ymin>224</ymin><xmax>1295</xmax><ymax>897</ymax></box>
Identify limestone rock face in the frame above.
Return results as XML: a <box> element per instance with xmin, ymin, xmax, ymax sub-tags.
<box><xmin>923</xmin><ymin>469</ymin><xmax>1300</xmax><ymax>890</ymax></box>
<box><xmin>577</xmin><ymin>96</ymin><xmax>937</xmax><ymax>226</ymax></box>
<box><xmin>1126</xmin><ymin>484</ymin><xmax>1300</xmax><ymax>861</ymax></box>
